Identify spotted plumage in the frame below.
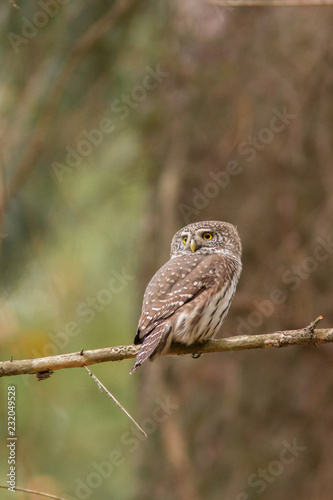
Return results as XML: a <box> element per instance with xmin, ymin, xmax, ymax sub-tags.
<box><xmin>130</xmin><ymin>220</ymin><xmax>242</xmax><ymax>373</ymax></box>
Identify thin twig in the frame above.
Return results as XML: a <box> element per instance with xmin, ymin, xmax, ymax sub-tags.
<box><xmin>211</xmin><ymin>0</ymin><xmax>333</xmax><ymax>5</ymax></box>
<box><xmin>84</xmin><ymin>366</ymin><xmax>147</xmax><ymax>438</ymax></box>
<box><xmin>1</xmin><ymin>317</ymin><xmax>332</xmax><ymax>378</ymax></box>
<box><xmin>307</xmin><ymin>315</ymin><xmax>323</xmax><ymax>330</ymax></box>
<box><xmin>0</xmin><ymin>485</ymin><xmax>66</xmax><ymax>500</ymax></box>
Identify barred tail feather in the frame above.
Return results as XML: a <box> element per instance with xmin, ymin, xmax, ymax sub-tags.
<box><xmin>130</xmin><ymin>324</ymin><xmax>171</xmax><ymax>374</ymax></box>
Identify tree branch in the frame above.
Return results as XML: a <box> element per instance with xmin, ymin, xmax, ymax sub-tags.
<box><xmin>1</xmin><ymin>318</ymin><xmax>332</xmax><ymax>378</ymax></box>
<box><xmin>211</xmin><ymin>0</ymin><xmax>333</xmax><ymax>5</ymax></box>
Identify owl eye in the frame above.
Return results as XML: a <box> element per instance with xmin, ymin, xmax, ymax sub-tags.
<box><xmin>182</xmin><ymin>236</ymin><xmax>188</xmax><ymax>244</ymax></box>
<box><xmin>202</xmin><ymin>232</ymin><xmax>213</xmax><ymax>240</ymax></box>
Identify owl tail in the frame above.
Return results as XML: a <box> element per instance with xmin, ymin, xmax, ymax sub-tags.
<box><xmin>130</xmin><ymin>324</ymin><xmax>171</xmax><ymax>374</ymax></box>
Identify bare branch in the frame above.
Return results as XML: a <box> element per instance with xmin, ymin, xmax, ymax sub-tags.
<box><xmin>0</xmin><ymin>318</ymin><xmax>332</xmax><ymax>378</ymax></box>
<box><xmin>0</xmin><ymin>484</ymin><xmax>66</xmax><ymax>500</ymax></box>
<box><xmin>211</xmin><ymin>0</ymin><xmax>333</xmax><ymax>6</ymax></box>
<box><xmin>84</xmin><ymin>366</ymin><xmax>147</xmax><ymax>437</ymax></box>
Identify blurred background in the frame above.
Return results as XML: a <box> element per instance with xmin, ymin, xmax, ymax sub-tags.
<box><xmin>0</xmin><ymin>1</ymin><xmax>333</xmax><ymax>499</ymax></box>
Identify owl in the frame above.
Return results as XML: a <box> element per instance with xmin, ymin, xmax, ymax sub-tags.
<box><xmin>130</xmin><ymin>220</ymin><xmax>242</xmax><ymax>374</ymax></box>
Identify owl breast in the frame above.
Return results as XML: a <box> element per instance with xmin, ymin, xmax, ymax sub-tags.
<box><xmin>172</xmin><ymin>275</ymin><xmax>237</xmax><ymax>345</ymax></box>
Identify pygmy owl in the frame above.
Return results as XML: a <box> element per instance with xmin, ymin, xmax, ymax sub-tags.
<box><xmin>130</xmin><ymin>220</ymin><xmax>242</xmax><ymax>374</ymax></box>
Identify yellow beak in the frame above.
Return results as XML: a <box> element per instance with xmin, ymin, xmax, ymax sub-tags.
<box><xmin>190</xmin><ymin>239</ymin><xmax>197</xmax><ymax>253</ymax></box>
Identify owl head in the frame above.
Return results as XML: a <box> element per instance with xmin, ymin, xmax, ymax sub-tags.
<box><xmin>170</xmin><ymin>220</ymin><xmax>242</xmax><ymax>260</ymax></box>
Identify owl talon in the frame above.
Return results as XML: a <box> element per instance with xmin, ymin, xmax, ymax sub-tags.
<box><xmin>191</xmin><ymin>353</ymin><xmax>201</xmax><ymax>359</ymax></box>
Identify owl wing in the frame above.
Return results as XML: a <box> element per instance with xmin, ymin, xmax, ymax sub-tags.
<box><xmin>134</xmin><ymin>253</ymin><xmax>229</xmax><ymax>344</ymax></box>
